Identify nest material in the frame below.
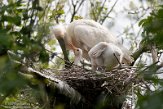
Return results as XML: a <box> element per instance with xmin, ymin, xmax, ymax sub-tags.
<box><xmin>52</xmin><ymin>66</ymin><xmax>138</xmax><ymax>102</ymax></box>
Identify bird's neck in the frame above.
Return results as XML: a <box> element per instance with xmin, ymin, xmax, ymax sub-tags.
<box><xmin>74</xmin><ymin>55</ymin><xmax>82</xmax><ymax>65</ymax></box>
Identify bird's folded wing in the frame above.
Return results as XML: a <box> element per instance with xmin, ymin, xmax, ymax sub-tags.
<box><xmin>89</xmin><ymin>46</ymin><xmax>106</xmax><ymax>58</ymax></box>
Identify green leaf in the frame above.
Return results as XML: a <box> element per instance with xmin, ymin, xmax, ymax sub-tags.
<box><xmin>35</xmin><ymin>6</ymin><xmax>43</xmax><ymax>11</ymax></box>
<box><xmin>0</xmin><ymin>29</ymin><xmax>12</xmax><ymax>48</ymax></box>
<box><xmin>138</xmin><ymin>19</ymin><xmax>147</xmax><ymax>26</ymax></box>
<box><xmin>57</xmin><ymin>10</ymin><xmax>65</xmax><ymax>15</ymax></box>
<box><xmin>48</xmin><ymin>40</ymin><xmax>56</xmax><ymax>46</ymax></box>
<box><xmin>157</xmin><ymin>9</ymin><xmax>163</xmax><ymax>18</ymax></box>
<box><xmin>1</xmin><ymin>15</ymin><xmax>21</xmax><ymax>26</ymax></box>
<box><xmin>39</xmin><ymin>50</ymin><xmax>49</xmax><ymax>63</ymax></box>
<box><xmin>74</xmin><ymin>16</ymin><xmax>83</xmax><ymax>20</ymax></box>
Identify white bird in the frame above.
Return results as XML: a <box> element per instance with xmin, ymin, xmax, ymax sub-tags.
<box><xmin>88</xmin><ymin>42</ymin><xmax>124</xmax><ymax>71</ymax></box>
<box><xmin>53</xmin><ymin>19</ymin><xmax>133</xmax><ymax>65</ymax></box>
<box><xmin>73</xmin><ymin>48</ymin><xmax>83</xmax><ymax>65</ymax></box>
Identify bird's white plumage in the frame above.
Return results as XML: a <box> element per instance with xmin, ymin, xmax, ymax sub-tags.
<box><xmin>88</xmin><ymin>42</ymin><xmax>124</xmax><ymax>71</ymax></box>
<box><xmin>73</xmin><ymin>48</ymin><xmax>83</xmax><ymax>65</ymax></box>
<box><xmin>53</xmin><ymin>19</ymin><xmax>133</xmax><ymax>65</ymax></box>
<box><xmin>53</xmin><ymin>24</ymin><xmax>66</xmax><ymax>39</ymax></box>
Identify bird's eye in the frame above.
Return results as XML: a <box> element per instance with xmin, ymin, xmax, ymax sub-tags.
<box><xmin>77</xmin><ymin>49</ymin><xmax>79</xmax><ymax>51</ymax></box>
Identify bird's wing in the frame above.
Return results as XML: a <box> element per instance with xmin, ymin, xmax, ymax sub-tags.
<box><xmin>93</xmin><ymin>48</ymin><xmax>106</xmax><ymax>58</ymax></box>
<box><xmin>88</xmin><ymin>42</ymin><xmax>107</xmax><ymax>58</ymax></box>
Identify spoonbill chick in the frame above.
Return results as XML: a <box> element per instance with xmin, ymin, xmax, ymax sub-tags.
<box><xmin>73</xmin><ymin>48</ymin><xmax>83</xmax><ymax>65</ymax></box>
<box><xmin>88</xmin><ymin>42</ymin><xmax>124</xmax><ymax>71</ymax></box>
<box><xmin>65</xmin><ymin>42</ymin><xmax>83</xmax><ymax>65</ymax></box>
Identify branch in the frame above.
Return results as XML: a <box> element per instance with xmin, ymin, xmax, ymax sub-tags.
<box><xmin>19</xmin><ymin>66</ymin><xmax>83</xmax><ymax>105</ymax></box>
<box><xmin>70</xmin><ymin>0</ymin><xmax>85</xmax><ymax>22</ymax></box>
<box><xmin>55</xmin><ymin>1</ymin><xmax>64</xmax><ymax>23</ymax></box>
<box><xmin>90</xmin><ymin>1</ymin><xmax>98</xmax><ymax>21</ymax></box>
<box><xmin>97</xmin><ymin>0</ymin><xmax>107</xmax><ymax>22</ymax></box>
<box><xmin>70</xmin><ymin>0</ymin><xmax>77</xmax><ymax>22</ymax></box>
<box><xmin>76</xmin><ymin>0</ymin><xmax>85</xmax><ymax>13</ymax></box>
<box><xmin>131</xmin><ymin>40</ymin><xmax>149</xmax><ymax>65</ymax></box>
<box><xmin>132</xmin><ymin>45</ymin><xmax>146</xmax><ymax>62</ymax></box>
<box><xmin>101</xmin><ymin>0</ymin><xmax>119</xmax><ymax>24</ymax></box>
<box><xmin>150</xmin><ymin>44</ymin><xmax>158</xmax><ymax>63</ymax></box>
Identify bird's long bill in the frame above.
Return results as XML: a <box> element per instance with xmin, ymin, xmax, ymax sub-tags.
<box><xmin>68</xmin><ymin>43</ymin><xmax>77</xmax><ymax>51</ymax></box>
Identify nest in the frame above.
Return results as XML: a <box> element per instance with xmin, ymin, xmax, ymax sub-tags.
<box><xmin>26</xmin><ymin>64</ymin><xmax>143</xmax><ymax>108</ymax></box>
<box><xmin>52</xmin><ymin>66</ymin><xmax>139</xmax><ymax>103</ymax></box>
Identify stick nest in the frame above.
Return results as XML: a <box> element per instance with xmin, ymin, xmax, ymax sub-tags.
<box><xmin>52</xmin><ymin>66</ymin><xmax>140</xmax><ymax>102</ymax></box>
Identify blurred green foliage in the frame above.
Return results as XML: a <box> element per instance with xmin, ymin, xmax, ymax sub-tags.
<box><xmin>139</xmin><ymin>5</ymin><xmax>163</xmax><ymax>49</ymax></box>
<box><xmin>137</xmin><ymin>5</ymin><xmax>163</xmax><ymax>109</ymax></box>
<box><xmin>0</xmin><ymin>0</ymin><xmax>54</xmax><ymax>105</ymax></box>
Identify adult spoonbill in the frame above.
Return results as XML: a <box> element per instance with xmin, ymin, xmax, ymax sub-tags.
<box><xmin>53</xmin><ymin>19</ymin><xmax>133</xmax><ymax>65</ymax></box>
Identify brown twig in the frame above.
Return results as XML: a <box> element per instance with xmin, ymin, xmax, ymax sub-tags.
<box><xmin>70</xmin><ymin>0</ymin><xmax>85</xmax><ymax>22</ymax></box>
<box><xmin>101</xmin><ymin>0</ymin><xmax>119</xmax><ymax>24</ymax></box>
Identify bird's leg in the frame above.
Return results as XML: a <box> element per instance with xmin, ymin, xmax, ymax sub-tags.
<box><xmin>113</xmin><ymin>53</ymin><xmax>122</xmax><ymax>68</ymax></box>
<box><xmin>92</xmin><ymin>61</ymin><xmax>98</xmax><ymax>72</ymax></box>
<box><xmin>119</xmin><ymin>53</ymin><xmax>124</xmax><ymax>65</ymax></box>
<box><xmin>80</xmin><ymin>61</ymin><xmax>92</xmax><ymax>67</ymax></box>
<box><xmin>92</xmin><ymin>64</ymin><xmax>97</xmax><ymax>71</ymax></box>
<box><xmin>81</xmin><ymin>59</ymin><xmax>85</xmax><ymax>69</ymax></box>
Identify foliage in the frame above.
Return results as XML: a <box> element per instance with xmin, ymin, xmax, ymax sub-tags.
<box><xmin>89</xmin><ymin>0</ymin><xmax>118</xmax><ymax>24</ymax></box>
<box><xmin>0</xmin><ymin>0</ymin><xmax>54</xmax><ymax>106</ymax></box>
<box><xmin>139</xmin><ymin>5</ymin><xmax>163</xmax><ymax>49</ymax></box>
<box><xmin>0</xmin><ymin>0</ymin><xmax>163</xmax><ymax>109</ymax></box>
<box><xmin>136</xmin><ymin>5</ymin><xmax>163</xmax><ymax>109</ymax></box>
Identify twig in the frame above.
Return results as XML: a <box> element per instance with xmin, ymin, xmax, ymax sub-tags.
<box><xmin>90</xmin><ymin>1</ymin><xmax>98</xmax><ymax>21</ymax></box>
<box><xmin>150</xmin><ymin>44</ymin><xmax>158</xmax><ymax>63</ymax></box>
<box><xmin>70</xmin><ymin>0</ymin><xmax>85</xmax><ymax>22</ymax></box>
<box><xmin>101</xmin><ymin>0</ymin><xmax>119</xmax><ymax>24</ymax></box>
<box><xmin>97</xmin><ymin>0</ymin><xmax>107</xmax><ymax>22</ymax></box>
<box><xmin>45</xmin><ymin>48</ymin><xmax>72</xmax><ymax>67</ymax></box>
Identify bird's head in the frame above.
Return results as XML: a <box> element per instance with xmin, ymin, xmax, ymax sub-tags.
<box><xmin>69</xmin><ymin>43</ymin><xmax>83</xmax><ymax>57</ymax></box>
<box><xmin>74</xmin><ymin>48</ymin><xmax>83</xmax><ymax>56</ymax></box>
<box><xmin>69</xmin><ymin>43</ymin><xmax>83</xmax><ymax>65</ymax></box>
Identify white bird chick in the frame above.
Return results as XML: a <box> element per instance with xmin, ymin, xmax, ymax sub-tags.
<box><xmin>73</xmin><ymin>48</ymin><xmax>83</xmax><ymax>65</ymax></box>
<box><xmin>88</xmin><ymin>42</ymin><xmax>124</xmax><ymax>71</ymax></box>
<box><xmin>66</xmin><ymin>42</ymin><xmax>83</xmax><ymax>65</ymax></box>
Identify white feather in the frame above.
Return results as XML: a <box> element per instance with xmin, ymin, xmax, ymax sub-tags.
<box><xmin>52</xmin><ymin>19</ymin><xmax>133</xmax><ymax>65</ymax></box>
<box><xmin>89</xmin><ymin>42</ymin><xmax>124</xmax><ymax>71</ymax></box>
